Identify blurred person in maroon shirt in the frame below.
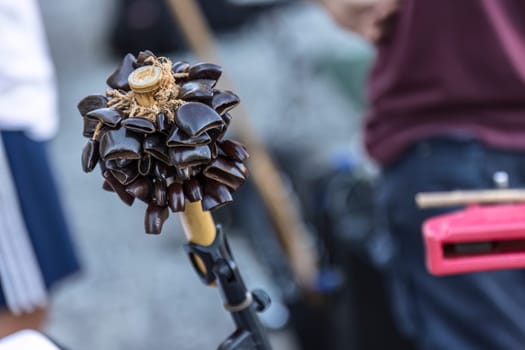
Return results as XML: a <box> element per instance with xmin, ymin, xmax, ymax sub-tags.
<box><xmin>320</xmin><ymin>0</ymin><xmax>525</xmax><ymax>349</ymax></box>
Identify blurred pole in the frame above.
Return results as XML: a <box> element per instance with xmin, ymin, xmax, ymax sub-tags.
<box><xmin>416</xmin><ymin>189</ymin><xmax>525</xmax><ymax>208</ymax></box>
<box><xmin>166</xmin><ymin>0</ymin><xmax>319</xmax><ymax>288</ymax></box>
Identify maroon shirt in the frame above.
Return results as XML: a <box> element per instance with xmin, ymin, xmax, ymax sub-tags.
<box><xmin>365</xmin><ymin>0</ymin><xmax>525</xmax><ymax>165</ymax></box>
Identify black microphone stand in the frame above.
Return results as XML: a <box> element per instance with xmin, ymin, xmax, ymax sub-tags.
<box><xmin>185</xmin><ymin>226</ymin><xmax>272</xmax><ymax>350</ymax></box>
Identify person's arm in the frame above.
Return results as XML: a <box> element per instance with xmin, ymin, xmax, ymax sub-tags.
<box><xmin>317</xmin><ymin>0</ymin><xmax>400</xmax><ymax>42</ymax></box>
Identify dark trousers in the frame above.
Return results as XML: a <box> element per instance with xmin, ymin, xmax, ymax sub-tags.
<box><xmin>378</xmin><ymin>137</ymin><xmax>525</xmax><ymax>350</ymax></box>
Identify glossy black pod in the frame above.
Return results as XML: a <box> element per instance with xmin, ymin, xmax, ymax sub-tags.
<box><xmin>178</xmin><ymin>79</ymin><xmax>216</xmax><ymax>101</ymax></box>
<box><xmin>172</xmin><ymin>60</ymin><xmax>190</xmax><ymax>74</ymax></box>
<box><xmin>153</xmin><ymin>161</ymin><xmax>174</xmax><ymax>179</ymax></box>
<box><xmin>106</xmin><ymin>53</ymin><xmax>136</xmax><ymax>90</ymax></box>
<box><xmin>145</xmin><ymin>203</ymin><xmax>169</xmax><ymax>234</ymax></box>
<box><xmin>167</xmin><ymin>127</ymin><xmax>211</xmax><ymax>147</ymax></box>
<box><xmin>125</xmin><ymin>177</ymin><xmax>153</xmax><ymax>203</ymax></box>
<box><xmin>201</xmin><ymin>180</ymin><xmax>233</xmax><ymax>211</ymax></box>
<box><xmin>175</xmin><ymin>102</ymin><xmax>223</xmax><ymax>137</ymax></box>
<box><xmin>168</xmin><ymin>183</ymin><xmax>185</xmax><ymax>212</ymax></box>
<box><xmin>135</xmin><ymin>50</ymin><xmax>155</xmax><ymax>67</ymax></box>
<box><xmin>102</xmin><ymin>180</ymin><xmax>114</xmax><ymax>192</ymax></box>
<box><xmin>82</xmin><ymin>118</ymin><xmax>99</xmax><ymax>138</ymax></box>
<box><xmin>169</xmin><ymin>145</ymin><xmax>212</xmax><ymax>168</ymax></box>
<box><xmin>77</xmin><ymin>95</ymin><xmax>108</xmax><ymax>116</ymax></box>
<box><xmin>138</xmin><ymin>153</ymin><xmax>152</xmax><ymax>176</ymax></box>
<box><xmin>109</xmin><ymin>163</ymin><xmax>140</xmax><ymax>185</ymax></box>
<box><xmin>211</xmin><ymin>91</ymin><xmax>239</xmax><ymax>115</ymax></box>
<box><xmin>219</xmin><ymin>139</ymin><xmax>249</xmax><ymax>162</ymax></box>
<box><xmin>188</xmin><ymin>63</ymin><xmax>222</xmax><ymax>80</ymax></box>
<box><xmin>203</xmin><ymin>157</ymin><xmax>247</xmax><ymax>190</ymax></box>
<box><xmin>85</xmin><ymin>107</ymin><xmax>123</xmax><ymax>127</ymax></box>
<box><xmin>81</xmin><ymin>139</ymin><xmax>100</xmax><ymax>173</ymax></box>
<box><xmin>103</xmin><ymin>170</ymin><xmax>135</xmax><ymax>206</ymax></box>
<box><xmin>156</xmin><ymin>113</ymin><xmax>171</xmax><ymax>134</ymax></box>
<box><xmin>121</xmin><ymin>117</ymin><xmax>156</xmax><ymax>134</ymax></box>
<box><xmin>99</xmin><ymin>128</ymin><xmax>142</xmax><ymax>161</ymax></box>
<box><xmin>144</xmin><ymin>133</ymin><xmax>170</xmax><ymax>164</ymax></box>
<box><xmin>154</xmin><ymin>178</ymin><xmax>167</xmax><ymax>206</ymax></box>
<box><xmin>183</xmin><ymin>178</ymin><xmax>203</xmax><ymax>202</ymax></box>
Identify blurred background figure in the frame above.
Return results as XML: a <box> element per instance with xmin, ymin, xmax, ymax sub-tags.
<box><xmin>0</xmin><ymin>0</ymin><xmax>80</xmax><ymax>337</ymax></box>
<box><xmin>320</xmin><ymin>0</ymin><xmax>525</xmax><ymax>349</ymax></box>
<box><xmin>109</xmin><ymin>0</ymin><xmax>276</xmax><ymax>56</ymax></box>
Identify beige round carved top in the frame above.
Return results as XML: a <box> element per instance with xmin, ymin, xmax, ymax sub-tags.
<box><xmin>128</xmin><ymin>66</ymin><xmax>162</xmax><ymax>94</ymax></box>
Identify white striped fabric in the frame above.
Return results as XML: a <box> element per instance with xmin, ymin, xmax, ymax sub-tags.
<box><xmin>0</xmin><ymin>134</ymin><xmax>48</xmax><ymax>314</ymax></box>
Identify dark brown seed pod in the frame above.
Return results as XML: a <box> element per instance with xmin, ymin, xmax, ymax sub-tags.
<box><xmin>219</xmin><ymin>139</ymin><xmax>249</xmax><ymax>162</ymax></box>
<box><xmin>85</xmin><ymin>108</ymin><xmax>123</xmax><ymax>127</ymax></box>
<box><xmin>203</xmin><ymin>157</ymin><xmax>247</xmax><ymax>190</ymax></box>
<box><xmin>77</xmin><ymin>95</ymin><xmax>108</xmax><ymax>116</ymax></box>
<box><xmin>221</xmin><ymin>112</ymin><xmax>232</xmax><ymax>125</ymax></box>
<box><xmin>218</xmin><ymin>115</ymin><xmax>232</xmax><ymax>140</ymax></box>
<box><xmin>169</xmin><ymin>145</ymin><xmax>212</xmax><ymax>168</ymax></box>
<box><xmin>144</xmin><ymin>133</ymin><xmax>170</xmax><ymax>164</ymax></box>
<box><xmin>172</xmin><ymin>61</ymin><xmax>190</xmax><ymax>74</ymax></box>
<box><xmin>153</xmin><ymin>160</ymin><xmax>173</xmax><ymax>179</ymax></box>
<box><xmin>92</xmin><ymin>125</ymin><xmax>111</xmax><ymax>142</ymax></box>
<box><xmin>167</xmin><ymin>127</ymin><xmax>211</xmax><ymax>147</ymax></box>
<box><xmin>188</xmin><ymin>63</ymin><xmax>222</xmax><ymax>80</ymax></box>
<box><xmin>201</xmin><ymin>194</ymin><xmax>220</xmax><ymax>212</ymax></box>
<box><xmin>82</xmin><ymin>118</ymin><xmax>100</xmax><ymax>138</ymax></box>
<box><xmin>81</xmin><ymin>139</ymin><xmax>99</xmax><ymax>173</ymax></box>
<box><xmin>175</xmin><ymin>167</ymin><xmax>190</xmax><ymax>182</ymax></box>
<box><xmin>103</xmin><ymin>171</ymin><xmax>135</xmax><ymax>206</ymax></box>
<box><xmin>175</xmin><ymin>102</ymin><xmax>223</xmax><ymax>137</ymax></box>
<box><xmin>207</xmin><ymin>125</ymin><xmax>227</xmax><ymax>143</ymax></box>
<box><xmin>125</xmin><ymin>177</ymin><xmax>153</xmax><ymax>203</ymax></box>
<box><xmin>107</xmin><ymin>53</ymin><xmax>136</xmax><ymax>90</ymax></box>
<box><xmin>178</xmin><ymin>79</ymin><xmax>216</xmax><ymax>101</ymax></box>
<box><xmin>121</xmin><ymin>117</ymin><xmax>156</xmax><ymax>134</ymax></box>
<box><xmin>99</xmin><ymin>128</ymin><xmax>142</xmax><ymax>161</ymax></box>
<box><xmin>168</xmin><ymin>182</ymin><xmax>186</xmax><ymax>212</ymax></box>
<box><xmin>135</xmin><ymin>50</ymin><xmax>155</xmax><ymax>67</ymax></box>
<box><xmin>156</xmin><ymin>113</ymin><xmax>171</xmax><ymax>134</ymax></box>
<box><xmin>234</xmin><ymin>161</ymin><xmax>248</xmax><ymax>178</ymax></box>
<box><xmin>211</xmin><ymin>91</ymin><xmax>239</xmax><ymax>115</ymax></box>
<box><xmin>210</xmin><ymin>143</ymin><xmax>219</xmax><ymax>159</ymax></box>
<box><xmin>145</xmin><ymin>203</ymin><xmax>169</xmax><ymax>234</ymax></box>
<box><xmin>102</xmin><ymin>180</ymin><xmax>114</xmax><ymax>192</ymax></box>
<box><xmin>201</xmin><ymin>180</ymin><xmax>233</xmax><ymax>211</ymax></box>
<box><xmin>109</xmin><ymin>163</ymin><xmax>140</xmax><ymax>186</ymax></box>
<box><xmin>138</xmin><ymin>153</ymin><xmax>152</xmax><ymax>176</ymax></box>
<box><xmin>114</xmin><ymin>158</ymin><xmax>134</xmax><ymax>168</ymax></box>
<box><xmin>106</xmin><ymin>159</ymin><xmax>130</xmax><ymax>170</ymax></box>
<box><xmin>183</xmin><ymin>178</ymin><xmax>203</xmax><ymax>202</ymax></box>
<box><xmin>154</xmin><ymin>178</ymin><xmax>167</xmax><ymax>206</ymax></box>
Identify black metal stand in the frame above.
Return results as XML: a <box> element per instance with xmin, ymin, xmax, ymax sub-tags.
<box><xmin>185</xmin><ymin>226</ymin><xmax>273</xmax><ymax>350</ymax></box>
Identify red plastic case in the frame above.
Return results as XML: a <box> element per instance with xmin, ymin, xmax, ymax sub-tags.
<box><xmin>423</xmin><ymin>204</ymin><xmax>525</xmax><ymax>275</ymax></box>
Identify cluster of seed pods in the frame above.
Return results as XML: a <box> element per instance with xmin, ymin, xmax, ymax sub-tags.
<box><xmin>78</xmin><ymin>51</ymin><xmax>249</xmax><ymax>234</ymax></box>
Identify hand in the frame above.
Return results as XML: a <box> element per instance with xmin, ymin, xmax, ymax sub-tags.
<box><xmin>319</xmin><ymin>0</ymin><xmax>401</xmax><ymax>42</ymax></box>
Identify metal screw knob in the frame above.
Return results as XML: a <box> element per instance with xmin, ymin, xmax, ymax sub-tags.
<box><xmin>252</xmin><ymin>289</ymin><xmax>271</xmax><ymax>312</ymax></box>
<box><xmin>493</xmin><ymin>171</ymin><xmax>509</xmax><ymax>189</ymax></box>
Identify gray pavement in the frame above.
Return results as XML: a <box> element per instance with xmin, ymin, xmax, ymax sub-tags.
<box><xmin>38</xmin><ymin>1</ymin><xmax>371</xmax><ymax>349</ymax></box>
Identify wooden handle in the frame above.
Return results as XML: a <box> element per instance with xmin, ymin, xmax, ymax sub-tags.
<box><xmin>416</xmin><ymin>189</ymin><xmax>525</xmax><ymax>208</ymax></box>
<box><xmin>178</xmin><ymin>201</ymin><xmax>216</xmax><ymax>246</ymax></box>
<box><xmin>165</xmin><ymin>0</ymin><xmax>319</xmax><ymax>287</ymax></box>
<box><xmin>128</xmin><ymin>66</ymin><xmax>216</xmax><ymax>246</ymax></box>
